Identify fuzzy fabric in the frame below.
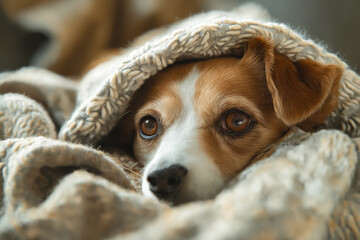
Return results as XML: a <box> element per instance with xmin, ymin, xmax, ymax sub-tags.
<box><xmin>59</xmin><ymin>4</ymin><xmax>360</xmax><ymax>145</ymax></box>
<box><xmin>1</xmin><ymin>3</ymin><xmax>360</xmax><ymax>240</ymax></box>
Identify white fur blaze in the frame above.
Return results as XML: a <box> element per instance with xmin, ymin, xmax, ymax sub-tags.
<box><xmin>141</xmin><ymin>68</ymin><xmax>225</xmax><ymax>203</ymax></box>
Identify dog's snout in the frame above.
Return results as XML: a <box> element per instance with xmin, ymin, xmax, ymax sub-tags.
<box><xmin>147</xmin><ymin>164</ymin><xmax>187</xmax><ymax>199</ymax></box>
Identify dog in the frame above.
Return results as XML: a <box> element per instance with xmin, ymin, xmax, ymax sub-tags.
<box><xmin>109</xmin><ymin>37</ymin><xmax>342</xmax><ymax>205</ymax></box>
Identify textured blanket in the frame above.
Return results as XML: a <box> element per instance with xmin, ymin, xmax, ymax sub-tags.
<box><xmin>1</xmin><ymin>3</ymin><xmax>360</xmax><ymax>240</ymax></box>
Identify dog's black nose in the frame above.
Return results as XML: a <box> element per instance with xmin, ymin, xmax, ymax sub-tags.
<box><xmin>147</xmin><ymin>164</ymin><xmax>188</xmax><ymax>199</ymax></box>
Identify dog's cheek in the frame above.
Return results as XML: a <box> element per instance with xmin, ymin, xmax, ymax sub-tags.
<box><xmin>198</xmin><ymin>128</ymin><xmax>251</xmax><ymax>180</ymax></box>
<box><xmin>133</xmin><ymin>136</ymin><xmax>157</xmax><ymax>164</ymax></box>
<box><xmin>184</xmin><ymin>164</ymin><xmax>222</xmax><ymax>201</ymax></box>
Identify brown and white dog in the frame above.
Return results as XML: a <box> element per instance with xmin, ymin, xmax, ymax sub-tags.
<box><xmin>112</xmin><ymin>37</ymin><xmax>342</xmax><ymax>205</ymax></box>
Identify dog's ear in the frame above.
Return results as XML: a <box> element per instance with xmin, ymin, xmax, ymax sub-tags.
<box><xmin>244</xmin><ymin>37</ymin><xmax>343</xmax><ymax>130</ymax></box>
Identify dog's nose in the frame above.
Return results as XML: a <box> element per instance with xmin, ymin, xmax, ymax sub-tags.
<box><xmin>147</xmin><ymin>164</ymin><xmax>188</xmax><ymax>199</ymax></box>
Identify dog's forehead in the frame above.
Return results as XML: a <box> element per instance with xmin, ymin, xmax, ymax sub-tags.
<box><xmin>135</xmin><ymin>57</ymin><xmax>271</xmax><ymax>124</ymax></box>
<box><xmin>133</xmin><ymin>61</ymin><xmax>196</xmax><ymax>127</ymax></box>
<box><xmin>195</xmin><ymin>58</ymin><xmax>270</xmax><ymax>104</ymax></box>
<box><xmin>193</xmin><ymin>58</ymin><xmax>272</xmax><ymax>121</ymax></box>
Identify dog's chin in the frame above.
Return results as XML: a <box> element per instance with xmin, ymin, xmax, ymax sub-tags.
<box><xmin>164</xmin><ymin>193</ymin><xmax>200</xmax><ymax>206</ymax></box>
<box><xmin>167</xmin><ymin>190</ymin><xmax>221</xmax><ymax>206</ymax></box>
<box><xmin>143</xmin><ymin>189</ymin><xmax>216</xmax><ymax>206</ymax></box>
<box><xmin>142</xmin><ymin>180</ymin><xmax>223</xmax><ymax>206</ymax></box>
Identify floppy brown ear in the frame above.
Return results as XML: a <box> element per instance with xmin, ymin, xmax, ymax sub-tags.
<box><xmin>244</xmin><ymin>37</ymin><xmax>343</xmax><ymax>130</ymax></box>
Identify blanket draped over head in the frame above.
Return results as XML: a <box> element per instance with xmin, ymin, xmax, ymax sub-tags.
<box><xmin>1</xmin><ymin>3</ymin><xmax>360</xmax><ymax>240</ymax></box>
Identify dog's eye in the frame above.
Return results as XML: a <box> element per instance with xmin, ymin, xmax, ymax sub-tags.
<box><xmin>139</xmin><ymin>115</ymin><xmax>159</xmax><ymax>139</ymax></box>
<box><xmin>224</xmin><ymin>112</ymin><xmax>249</xmax><ymax>132</ymax></box>
<box><xmin>220</xmin><ymin>109</ymin><xmax>253</xmax><ymax>135</ymax></box>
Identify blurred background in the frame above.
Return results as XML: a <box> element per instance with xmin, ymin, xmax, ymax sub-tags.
<box><xmin>0</xmin><ymin>0</ymin><xmax>359</xmax><ymax>76</ymax></box>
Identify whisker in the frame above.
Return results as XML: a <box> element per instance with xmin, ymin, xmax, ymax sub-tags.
<box><xmin>121</xmin><ymin>166</ymin><xmax>143</xmax><ymax>177</ymax></box>
<box><xmin>127</xmin><ymin>177</ymin><xmax>142</xmax><ymax>182</ymax></box>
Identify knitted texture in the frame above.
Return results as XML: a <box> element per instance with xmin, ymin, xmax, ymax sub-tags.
<box><xmin>59</xmin><ymin>6</ymin><xmax>360</xmax><ymax>144</ymax></box>
<box><xmin>0</xmin><ymin>67</ymin><xmax>77</xmax><ymax>128</ymax></box>
<box><xmin>1</xmin><ymin>3</ymin><xmax>360</xmax><ymax>240</ymax></box>
<box><xmin>0</xmin><ymin>94</ymin><xmax>56</xmax><ymax>139</ymax></box>
<box><xmin>0</xmin><ymin>128</ymin><xmax>359</xmax><ymax>239</ymax></box>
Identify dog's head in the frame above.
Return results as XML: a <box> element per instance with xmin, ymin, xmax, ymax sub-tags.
<box><xmin>115</xmin><ymin>37</ymin><xmax>342</xmax><ymax>205</ymax></box>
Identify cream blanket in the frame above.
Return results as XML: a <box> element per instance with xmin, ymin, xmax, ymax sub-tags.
<box><xmin>1</xmin><ymin>4</ymin><xmax>360</xmax><ymax>240</ymax></box>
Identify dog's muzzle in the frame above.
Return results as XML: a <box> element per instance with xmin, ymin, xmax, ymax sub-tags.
<box><xmin>146</xmin><ymin>164</ymin><xmax>188</xmax><ymax>200</ymax></box>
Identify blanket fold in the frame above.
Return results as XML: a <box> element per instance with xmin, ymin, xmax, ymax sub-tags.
<box><xmin>1</xmin><ymin>3</ymin><xmax>360</xmax><ymax>240</ymax></box>
<box><xmin>59</xmin><ymin>7</ymin><xmax>360</xmax><ymax>145</ymax></box>
<box><xmin>0</xmin><ymin>67</ymin><xmax>77</xmax><ymax>130</ymax></box>
<box><xmin>0</xmin><ymin>93</ymin><xmax>56</xmax><ymax>140</ymax></box>
<box><xmin>0</xmin><ymin>136</ymin><xmax>138</xmax><ymax>239</ymax></box>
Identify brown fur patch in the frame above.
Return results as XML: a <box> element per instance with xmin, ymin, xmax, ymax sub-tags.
<box><xmin>194</xmin><ymin>58</ymin><xmax>288</xmax><ymax>179</ymax></box>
